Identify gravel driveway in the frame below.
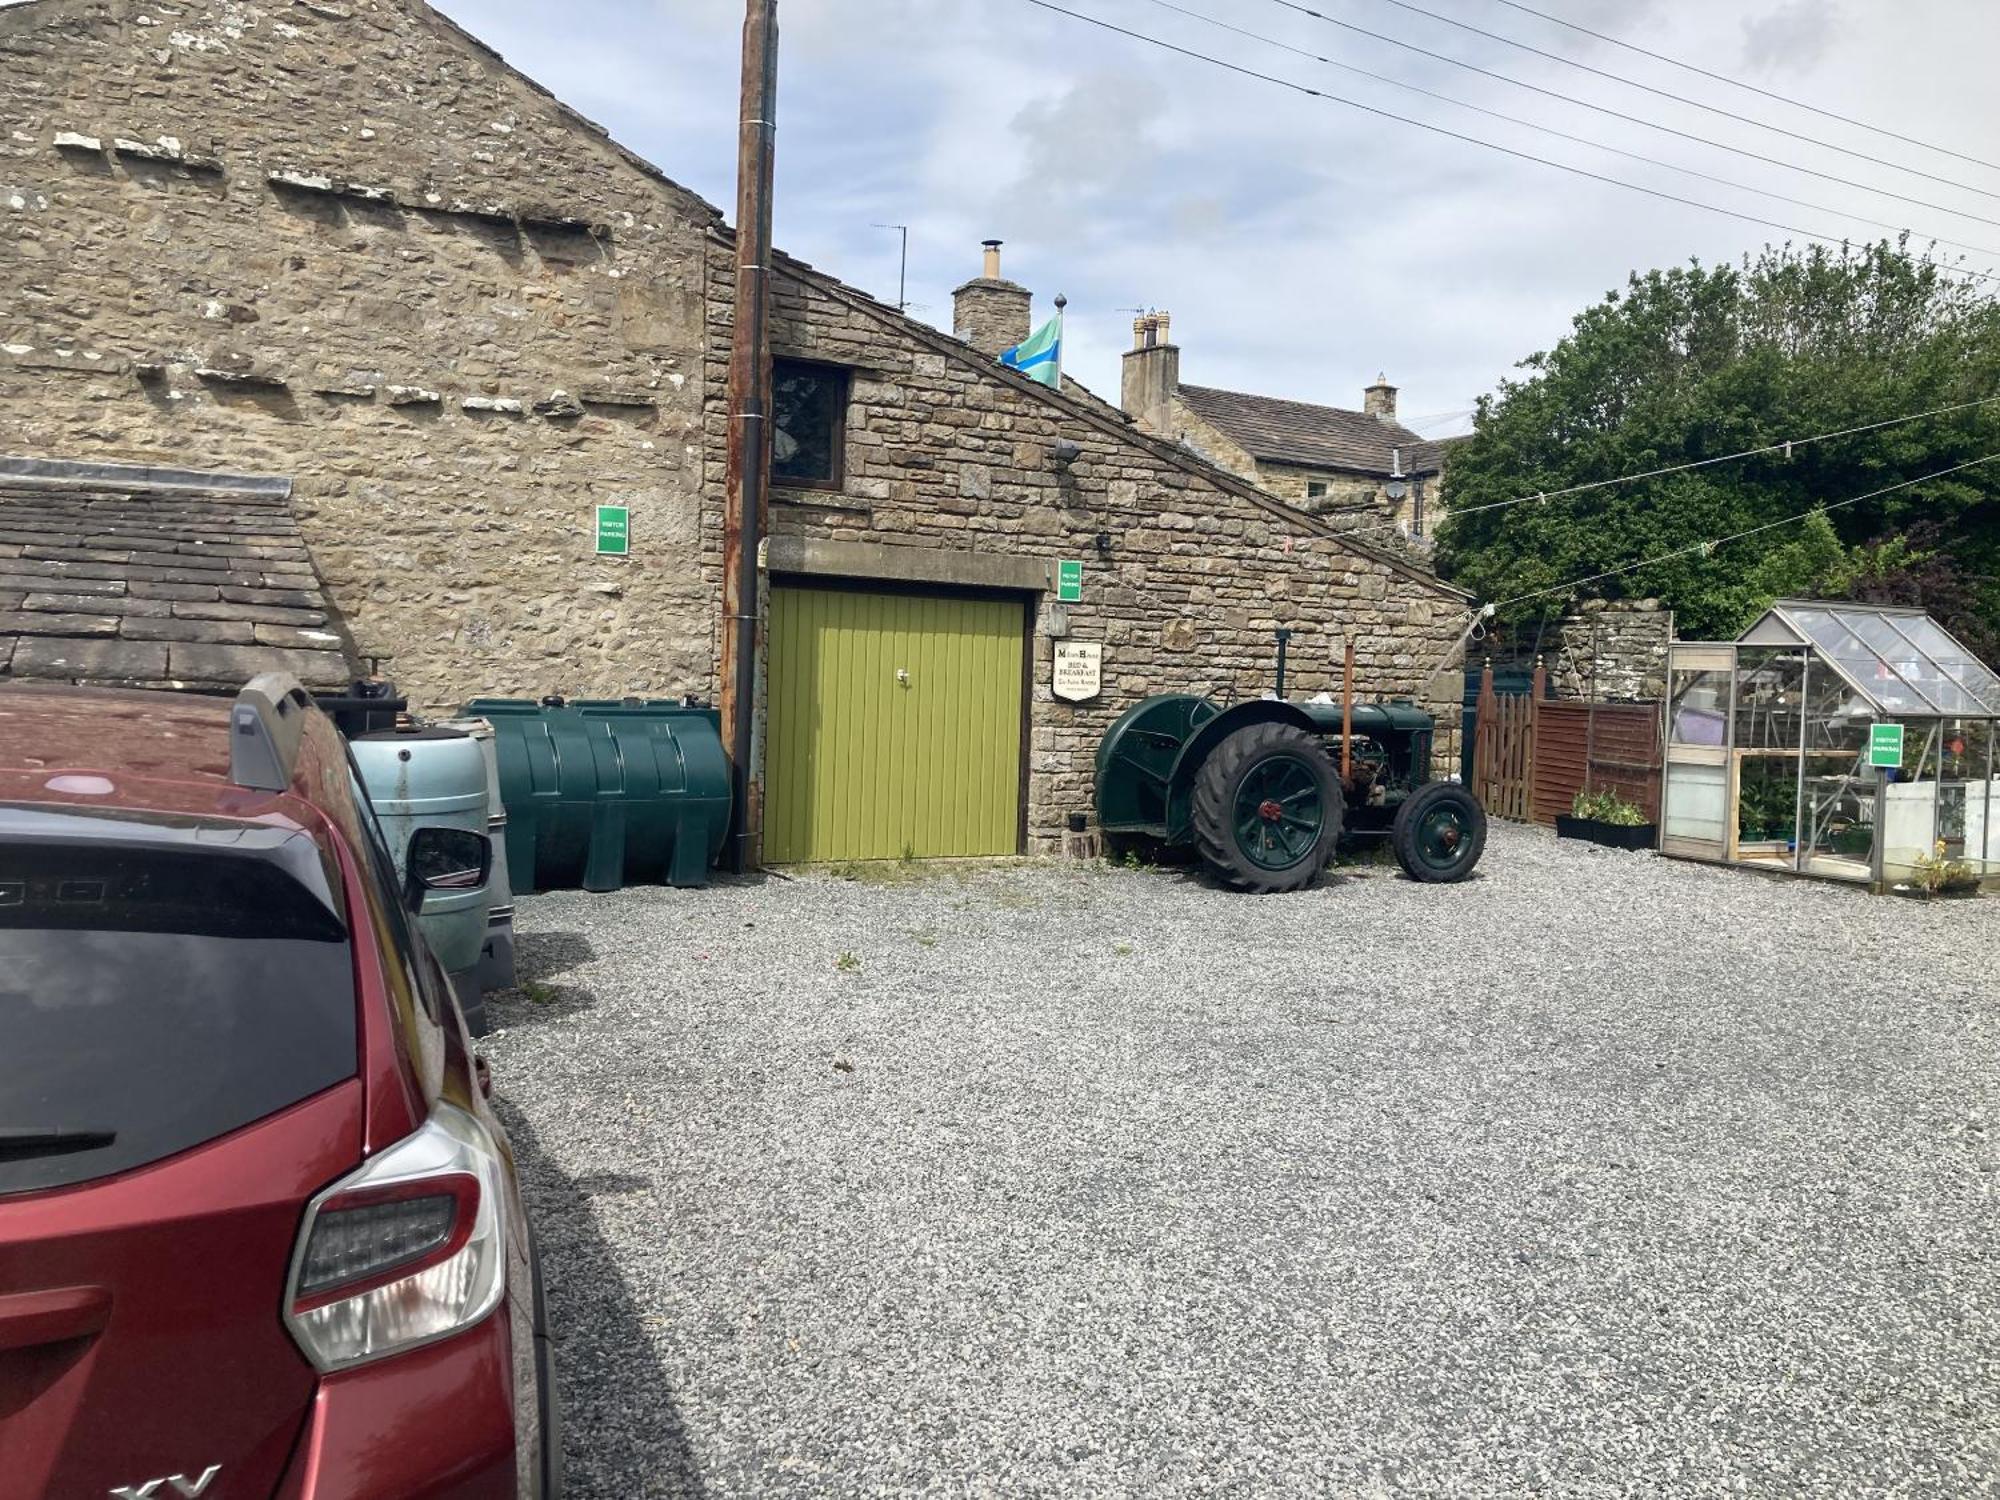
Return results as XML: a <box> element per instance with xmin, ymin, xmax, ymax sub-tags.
<box><xmin>482</xmin><ymin>824</ymin><xmax>1998</xmax><ymax>1498</ymax></box>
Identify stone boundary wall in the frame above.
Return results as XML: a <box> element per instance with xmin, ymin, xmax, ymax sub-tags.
<box><xmin>1551</xmin><ymin>599</ymin><xmax>1674</xmax><ymax>702</ymax></box>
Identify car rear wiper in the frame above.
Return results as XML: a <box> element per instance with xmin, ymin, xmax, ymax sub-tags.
<box><xmin>0</xmin><ymin>1128</ymin><xmax>116</xmax><ymax>1162</ymax></box>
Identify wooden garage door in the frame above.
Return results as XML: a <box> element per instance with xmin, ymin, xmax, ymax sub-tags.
<box><xmin>765</xmin><ymin>584</ymin><xmax>1025</xmax><ymax>863</ymax></box>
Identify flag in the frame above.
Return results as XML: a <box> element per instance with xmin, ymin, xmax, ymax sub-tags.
<box><xmin>1000</xmin><ymin>311</ymin><xmax>1062</xmax><ymax>388</ymax></box>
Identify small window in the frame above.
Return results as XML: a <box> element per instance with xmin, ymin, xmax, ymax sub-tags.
<box><xmin>773</xmin><ymin>360</ymin><xmax>849</xmax><ymax>489</ymax></box>
<box><xmin>1306</xmin><ymin>480</ymin><xmax>1328</xmax><ymax>500</ymax></box>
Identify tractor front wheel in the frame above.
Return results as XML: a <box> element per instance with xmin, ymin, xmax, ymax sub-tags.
<box><xmin>1390</xmin><ymin>781</ymin><xmax>1488</xmax><ymax>883</ymax></box>
<box><xmin>1191</xmin><ymin>721</ymin><xmax>1343</xmax><ymax>894</ymax></box>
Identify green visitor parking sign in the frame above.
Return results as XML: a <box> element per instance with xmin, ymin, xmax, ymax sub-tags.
<box><xmin>1056</xmin><ymin>559</ymin><xmax>1083</xmax><ymax>602</ymax></box>
<box><xmin>595</xmin><ymin>504</ymin><xmax>630</xmax><ymax>556</ymax></box>
<box><xmin>1869</xmin><ymin>722</ymin><xmax>1904</xmax><ymax>769</ymax></box>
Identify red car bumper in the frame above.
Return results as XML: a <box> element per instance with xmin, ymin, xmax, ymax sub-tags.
<box><xmin>273</xmin><ymin>1303</ymin><xmax>531</xmax><ymax>1500</ymax></box>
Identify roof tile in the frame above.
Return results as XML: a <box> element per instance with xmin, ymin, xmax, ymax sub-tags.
<box><xmin>0</xmin><ymin>466</ymin><xmax>356</xmax><ymax>692</ymax></box>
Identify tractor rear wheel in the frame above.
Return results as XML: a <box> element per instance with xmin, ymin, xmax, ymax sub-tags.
<box><xmin>1190</xmin><ymin>721</ymin><xmax>1343</xmax><ymax>893</ymax></box>
<box><xmin>1390</xmin><ymin>781</ymin><xmax>1487</xmax><ymax>883</ymax></box>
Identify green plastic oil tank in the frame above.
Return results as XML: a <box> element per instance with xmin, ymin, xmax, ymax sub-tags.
<box><xmin>349</xmin><ymin>726</ymin><xmax>494</xmax><ymax>1029</ymax></box>
<box><xmin>461</xmin><ymin>696</ymin><xmax>731</xmax><ymax>892</ymax></box>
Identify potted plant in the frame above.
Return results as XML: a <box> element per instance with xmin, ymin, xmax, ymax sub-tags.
<box><xmin>1895</xmin><ymin>840</ymin><xmax>1981</xmax><ymax>900</ymax></box>
<box><xmin>1556</xmin><ymin>788</ymin><xmax>1657</xmax><ymax>851</ymax></box>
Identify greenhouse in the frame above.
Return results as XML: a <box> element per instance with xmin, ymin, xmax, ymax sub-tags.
<box><xmin>1660</xmin><ymin>601</ymin><xmax>2000</xmax><ymax>892</ymax></box>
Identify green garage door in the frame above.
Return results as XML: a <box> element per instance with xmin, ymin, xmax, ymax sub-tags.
<box><xmin>766</xmin><ymin>585</ymin><xmax>1025</xmax><ymax>863</ymax></box>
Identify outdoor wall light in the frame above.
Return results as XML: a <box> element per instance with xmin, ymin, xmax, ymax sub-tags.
<box><xmin>1051</xmin><ymin>437</ymin><xmax>1083</xmax><ymax>465</ymax></box>
<box><xmin>1093</xmin><ymin>531</ymin><xmax>1112</xmax><ymax>555</ymax></box>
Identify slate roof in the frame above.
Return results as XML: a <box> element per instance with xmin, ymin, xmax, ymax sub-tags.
<box><xmin>1177</xmin><ymin>384</ymin><xmax>1449</xmax><ymax>477</ymax></box>
<box><xmin>0</xmin><ymin>458</ymin><xmax>355</xmax><ymax>693</ymax></box>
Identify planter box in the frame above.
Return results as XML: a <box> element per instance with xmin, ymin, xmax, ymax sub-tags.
<box><xmin>1555</xmin><ymin>815</ymin><xmax>1657</xmax><ymax>851</ymax></box>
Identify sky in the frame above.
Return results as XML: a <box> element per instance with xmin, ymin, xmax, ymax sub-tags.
<box><xmin>428</xmin><ymin>0</ymin><xmax>2000</xmax><ymax>438</ymax></box>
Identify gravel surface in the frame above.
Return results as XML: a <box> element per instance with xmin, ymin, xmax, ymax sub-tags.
<box><xmin>483</xmin><ymin>824</ymin><xmax>1999</xmax><ymax>1498</ymax></box>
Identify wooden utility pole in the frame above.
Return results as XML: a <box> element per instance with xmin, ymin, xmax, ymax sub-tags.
<box><xmin>720</xmin><ymin>0</ymin><xmax>778</xmax><ymax>873</ymax></box>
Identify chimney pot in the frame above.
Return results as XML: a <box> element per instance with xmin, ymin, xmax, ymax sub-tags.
<box><xmin>982</xmin><ymin>238</ymin><xmax>1003</xmax><ymax>279</ymax></box>
<box><xmin>1365</xmin><ymin>372</ymin><xmax>1398</xmax><ymax>421</ymax></box>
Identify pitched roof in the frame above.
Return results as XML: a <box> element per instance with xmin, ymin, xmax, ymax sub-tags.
<box><xmin>1177</xmin><ymin>384</ymin><xmax>1446</xmax><ymax>477</ymax></box>
<box><xmin>0</xmin><ymin>458</ymin><xmax>355</xmax><ymax>693</ymax></box>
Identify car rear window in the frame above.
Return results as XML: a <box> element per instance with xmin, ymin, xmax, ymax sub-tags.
<box><xmin>0</xmin><ymin>838</ymin><xmax>358</xmax><ymax>1196</ymax></box>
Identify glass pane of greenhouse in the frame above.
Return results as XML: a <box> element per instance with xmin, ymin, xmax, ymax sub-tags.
<box><xmin>1877</xmin><ymin>614</ymin><xmax>2000</xmax><ymax>712</ymax></box>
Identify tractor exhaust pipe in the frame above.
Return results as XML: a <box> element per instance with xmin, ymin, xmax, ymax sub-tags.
<box><xmin>1274</xmin><ymin>627</ymin><xmax>1291</xmax><ymax>699</ymax></box>
<box><xmin>1341</xmin><ymin>637</ymin><xmax>1355</xmax><ymax>786</ymax></box>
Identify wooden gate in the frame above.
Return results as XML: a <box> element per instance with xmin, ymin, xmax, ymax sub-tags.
<box><xmin>1473</xmin><ymin>663</ymin><xmax>1541</xmax><ymax>821</ymax></box>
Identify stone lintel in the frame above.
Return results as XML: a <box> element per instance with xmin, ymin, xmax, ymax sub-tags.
<box><xmin>766</xmin><ymin>536</ymin><xmax>1050</xmax><ymax>594</ymax></box>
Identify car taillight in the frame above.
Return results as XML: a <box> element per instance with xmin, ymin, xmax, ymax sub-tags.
<box><xmin>284</xmin><ymin>1103</ymin><xmax>508</xmax><ymax>1372</ymax></box>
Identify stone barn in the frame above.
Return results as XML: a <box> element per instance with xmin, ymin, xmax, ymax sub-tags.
<box><xmin>0</xmin><ymin>0</ymin><xmax>1474</xmax><ymax>860</ymax></box>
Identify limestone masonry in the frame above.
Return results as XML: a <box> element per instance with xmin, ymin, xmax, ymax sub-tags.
<box><xmin>1</xmin><ymin>0</ymin><xmax>1472</xmax><ymax>853</ymax></box>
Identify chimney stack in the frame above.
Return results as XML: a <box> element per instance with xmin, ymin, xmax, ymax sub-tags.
<box><xmin>953</xmin><ymin>238</ymin><xmax>1032</xmax><ymax>357</ymax></box>
<box><xmin>1365</xmin><ymin>372</ymin><xmax>1398</xmax><ymax>421</ymax></box>
<box><xmin>1121</xmin><ymin>310</ymin><xmax>1180</xmax><ymax>436</ymax></box>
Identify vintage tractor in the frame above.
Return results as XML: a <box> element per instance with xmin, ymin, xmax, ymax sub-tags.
<box><xmin>1094</xmin><ymin>674</ymin><xmax>1487</xmax><ymax>894</ymax></box>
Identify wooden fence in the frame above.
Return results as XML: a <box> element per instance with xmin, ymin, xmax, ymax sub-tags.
<box><xmin>1473</xmin><ymin>663</ymin><xmax>1663</xmax><ymax>825</ymax></box>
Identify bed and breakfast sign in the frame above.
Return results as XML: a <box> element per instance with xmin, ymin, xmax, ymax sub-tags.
<box><xmin>1053</xmin><ymin>641</ymin><xmax>1102</xmax><ymax>703</ymax></box>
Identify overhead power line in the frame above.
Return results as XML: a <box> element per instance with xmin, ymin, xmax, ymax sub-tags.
<box><xmin>1331</xmin><ymin>393</ymin><xmax>2000</xmax><ymax>545</ymax></box>
<box><xmin>1018</xmin><ymin>0</ymin><xmax>2000</xmax><ymax>284</ymax></box>
<box><xmin>1484</xmin><ymin>0</ymin><xmax>2000</xmax><ymax>178</ymax></box>
<box><xmin>1137</xmin><ymin>0</ymin><xmax>2000</xmax><ymax>265</ymax></box>
<box><xmin>1254</xmin><ymin>0</ymin><xmax>2000</xmax><ymax>233</ymax></box>
<box><xmin>1342</xmin><ymin>0</ymin><xmax>2000</xmax><ymax>205</ymax></box>
<box><xmin>1489</xmin><ymin>452</ymin><xmax>2000</xmax><ymax>609</ymax></box>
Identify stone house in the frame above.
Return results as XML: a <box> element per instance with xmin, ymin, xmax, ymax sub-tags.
<box><xmin>0</xmin><ymin>0</ymin><xmax>1474</xmax><ymax>860</ymax></box>
<box><xmin>1120</xmin><ymin>312</ymin><xmax>1457</xmax><ymax>542</ymax></box>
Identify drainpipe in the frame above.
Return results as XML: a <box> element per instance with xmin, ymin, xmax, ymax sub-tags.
<box><xmin>721</xmin><ymin>0</ymin><xmax>778</xmax><ymax>873</ymax></box>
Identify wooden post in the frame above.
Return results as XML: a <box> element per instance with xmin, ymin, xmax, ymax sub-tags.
<box><xmin>719</xmin><ymin>0</ymin><xmax>779</xmax><ymax>872</ymax></box>
<box><xmin>1527</xmin><ymin>658</ymin><xmax>1546</xmax><ymax>825</ymax></box>
<box><xmin>1583</xmin><ymin>618</ymin><xmax>1600</xmax><ymax>801</ymax></box>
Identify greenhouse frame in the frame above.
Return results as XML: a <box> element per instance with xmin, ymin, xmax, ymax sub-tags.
<box><xmin>1660</xmin><ymin>600</ymin><xmax>2000</xmax><ymax>892</ymax></box>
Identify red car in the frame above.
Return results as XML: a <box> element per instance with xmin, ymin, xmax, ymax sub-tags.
<box><xmin>0</xmin><ymin>675</ymin><xmax>559</xmax><ymax>1499</ymax></box>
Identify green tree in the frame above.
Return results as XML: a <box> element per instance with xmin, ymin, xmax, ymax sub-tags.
<box><xmin>1435</xmin><ymin>241</ymin><xmax>2000</xmax><ymax>656</ymax></box>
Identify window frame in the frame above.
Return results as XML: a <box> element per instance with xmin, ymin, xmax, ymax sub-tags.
<box><xmin>770</xmin><ymin>356</ymin><xmax>851</xmax><ymax>493</ymax></box>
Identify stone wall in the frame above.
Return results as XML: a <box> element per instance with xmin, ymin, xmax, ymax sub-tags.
<box><xmin>0</xmin><ymin>0</ymin><xmax>718</xmax><ymax>710</ymax></box>
<box><xmin>704</xmin><ymin>242</ymin><xmax>1474</xmax><ymax>850</ymax></box>
<box><xmin>1550</xmin><ymin>599</ymin><xmax>1674</xmax><ymax>702</ymax></box>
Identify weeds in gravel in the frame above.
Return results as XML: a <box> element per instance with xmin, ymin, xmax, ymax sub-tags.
<box><xmin>522</xmin><ymin>980</ymin><xmax>557</xmax><ymax>1005</ymax></box>
<box><xmin>834</xmin><ymin>951</ymin><xmax>862</xmax><ymax>973</ymax></box>
<box><xmin>912</xmin><ymin>929</ymin><xmax>938</xmax><ymax>948</ymax></box>
<box><xmin>1112</xmin><ymin>941</ymin><xmax>1135</xmax><ymax>957</ymax></box>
